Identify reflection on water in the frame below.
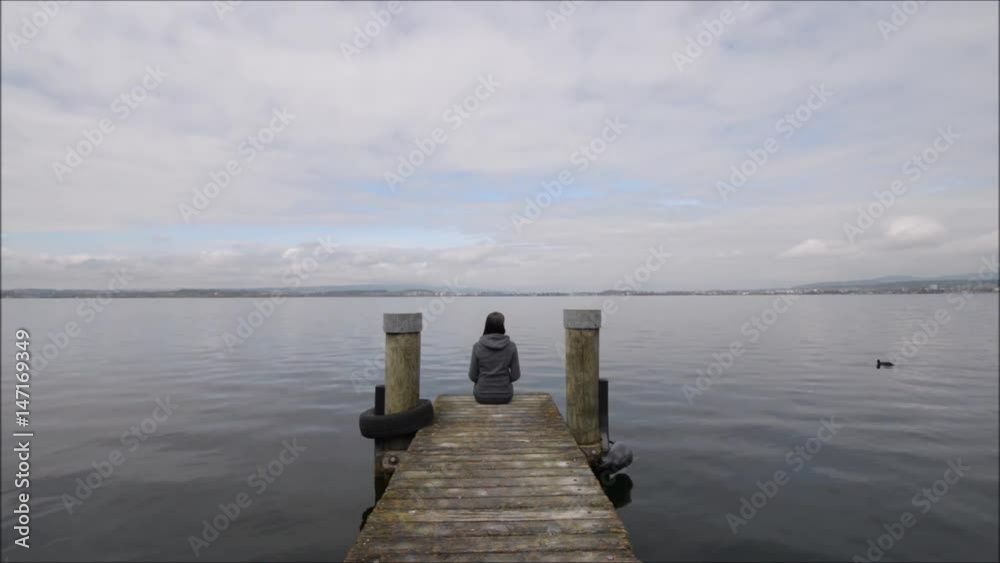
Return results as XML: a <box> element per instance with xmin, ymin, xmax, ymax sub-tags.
<box><xmin>359</xmin><ymin>474</ymin><xmax>388</xmax><ymax>531</ymax></box>
<box><xmin>601</xmin><ymin>472</ymin><xmax>635</xmax><ymax>509</ymax></box>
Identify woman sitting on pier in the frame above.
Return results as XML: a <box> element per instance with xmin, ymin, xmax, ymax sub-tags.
<box><xmin>468</xmin><ymin>312</ymin><xmax>521</xmax><ymax>404</ymax></box>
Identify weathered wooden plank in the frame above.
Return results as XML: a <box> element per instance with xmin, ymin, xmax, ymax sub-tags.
<box><xmin>439</xmin><ymin>412</ymin><xmax>556</xmax><ymax>416</ymax></box>
<box><xmin>351</xmin><ymin>532</ymin><xmax>629</xmax><ymax>554</ymax></box>
<box><xmin>408</xmin><ymin>447</ymin><xmax>584</xmax><ymax>455</ymax></box>
<box><xmin>365</xmin><ymin>508</ymin><xmax>617</xmax><ymax>523</ymax></box>
<box><xmin>430</xmin><ymin>416</ymin><xmax>553</xmax><ymax>420</ymax></box>
<box><xmin>409</xmin><ymin>441</ymin><xmax>576</xmax><ymax>449</ymax></box>
<box><xmin>391</xmin><ymin>476</ymin><xmax>594</xmax><ymax>489</ymax></box>
<box><xmin>403</xmin><ymin>452</ymin><xmax>586</xmax><ymax>461</ymax></box>
<box><xmin>409</xmin><ymin>446</ymin><xmax>579</xmax><ymax>457</ymax></box>
<box><xmin>394</xmin><ymin>460</ymin><xmax>577</xmax><ymax>471</ymax></box>
<box><xmin>434</xmin><ymin>407</ymin><xmax>556</xmax><ymax>413</ymax></box>
<box><xmin>427</xmin><ymin>423</ymin><xmax>566</xmax><ymax>429</ymax></box>
<box><xmin>376</xmin><ymin>495</ymin><xmax>609</xmax><ymax>510</ymax></box>
<box><xmin>427</xmin><ymin>424</ymin><xmax>559</xmax><ymax>428</ymax></box>
<box><xmin>416</xmin><ymin>431</ymin><xmax>571</xmax><ymax>438</ymax></box>
<box><xmin>409</xmin><ymin>437</ymin><xmax>579</xmax><ymax>452</ymax></box>
<box><xmin>432</xmin><ymin>404</ymin><xmax>552</xmax><ymax>410</ymax></box>
<box><xmin>347</xmin><ymin>550</ymin><xmax>639</xmax><ymax>562</ymax></box>
<box><xmin>423</xmin><ymin>426</ymin><xmax>566</xmax><ymax>432</ymax></box>
<box><xmin>356</xmin><ymin>518</ymin><xmax>627</xmax><ymax>538</ymax></box>
<box><xmin>427</xmin><ymin>422</ymin><xmax>564</xmax><ymax>428</ymax></box>
<box><xmin>426</xmin><ymin>425</ymin><xmax>565</xmax><ymax>430</ymax></box>
<box><xmin>434</xmin><ymin>396</ymin><xmax>552</xmax><ymax>402</ymax></box>
<box><xmin>392</xmin><ymin>469</ymin><xmax>592</xmax><ymax>480</ymax></box>
<box><xmin>409</xmin><ymin>440</ymin><xmax>572</xmax><ymax>448</ymax></box>
<box><xmin>409</xmin><ymin>447</ymin><xmax>584</xmax><ymax>456</ymax></box>
<box><xmin>414</xmin><ymin>430</ymin><xmax>567</xmax><ymax>438</ymax></box>
<box><xmin>432</xmin><ymin>405</ymin><xmax>551</xmax><ymax>410</ymax></box>
<box><xmin>430</xmin><ymin>404</ymin><xmax>553</xmax><ymax>410</ymax></box>
<box><xmin>410</xmin><ymin>436</ymin><xmax>571</xmax><ymax>444</ymax></box>
<box><xmin>411</xmin><ymin>438</ymin><xmax>572</xmax><ymax>446</ymax></box>
<box><xmin>432</xmin><ymin>415</ymin><xmax>562</xmax><ymax>419</ymax></box>
<box><xmin>428</xmin><ymin>424</ymin><xmax>567</xmax><ymax>429</ymax></box>
<box><xmin>436</xmin><ymin>394</ymin><xmax>550</xmax><ymax>402</ymax></box>
<box><xmin>432</xmin><ymin>414</ymin><xmax>559</xmax><ymax>419</ymax></box>
<box><xmin>426</xmin><ymin>426</ymin><xmax>564</xmax><ymax>435</ymax></box>
<box><xmin>431</xmin><ymin>414</ymin><xmax>555</xmax><ymax>420</ymax></box>
<box><xmin>382</xmin><ymin>485</ymin><xmax>593</xmax><ymax>498</ymax></box>
<box><xmin>412</xmin><ymin>444</ymin><xmax>578</xmax><ymax>454</ymax></box>
<box><xmin>417</xmin><ymin>430</ymin><xmax>567</xmax><ymax>436</ymax></box>
<box><xmin>433</xmin><ymin>410</ymin><xmax>555</xmax><ymax>415</ymax></box>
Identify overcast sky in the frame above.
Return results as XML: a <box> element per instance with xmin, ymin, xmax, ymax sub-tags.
<box><xmin>1</xmin><ymin>1</ymin><xmax>997</xmax><ymax>291</ymax></box>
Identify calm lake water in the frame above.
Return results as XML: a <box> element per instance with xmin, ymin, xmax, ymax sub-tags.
<box><xmin>1</xmin><ymin>295</ymin><xmax>997</xmax><ymax>562</ymax></box>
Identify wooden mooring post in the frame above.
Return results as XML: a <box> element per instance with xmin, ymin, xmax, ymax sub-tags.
<box><xmin>378</xmin><ymin>313</ymin><xmax>422</xmax><ymax>479</ymax></box>
<box><xmin>564</xmin><ymin>309</ymin><xmax>603</xmax><ymax>462</ymax></box>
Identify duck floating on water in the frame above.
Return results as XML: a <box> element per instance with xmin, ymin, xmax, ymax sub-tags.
<box><xmin>877</xmin><ymin>359</ymin><xmax>894</xmax><ymax>369</ymax></box>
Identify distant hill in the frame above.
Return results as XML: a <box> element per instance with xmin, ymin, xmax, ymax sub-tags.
<box><xmin>793</xmin><ymin>273</ymin><xmax>998</xmax><ymax>291</ymax></box>
<box><xmin>0</xmin><ymin>282</ymin><xmax>506</xmax><ymax>299</ymax></box>
<box><xmin>3</xmin><ymin>273</ymin><xmax>997</xmax><ymax>298</ymax></box>
<box><xmin>0</xmin><ymin>286</ymin><xmax>446</xmax><ymax>299</ymax></box>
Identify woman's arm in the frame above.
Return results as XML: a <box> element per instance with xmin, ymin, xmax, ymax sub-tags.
<box><xmin>468</xmin><ymin>347</ymin><xmax>479</xmax><ymax>383</ymax></box>
<box><xmin>509</xmin><ymin>344</ymin><xmax>521</xmax><ymax>382</ymax></box>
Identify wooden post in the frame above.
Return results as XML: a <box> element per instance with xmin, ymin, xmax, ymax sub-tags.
<box><xmin>383</xmin><ymin>313</ymin><xmax>422</xmax><ymax>453</ymax></box>
<box><xmin>564</xmin><ymin>309</ymin><xmax>602</xmax><ymax>462</ymax></box>
<box><xmin>599</xmin><ymin>378</ymin><xmax>610</xmax><ymax>452</ymax></box>
<box><xmin>372</xmin><ymin>384</ymin><xmax>389</xmax><ymax>491</ymax></box>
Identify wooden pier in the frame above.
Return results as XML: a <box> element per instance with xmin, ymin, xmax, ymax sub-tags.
<box><xmin>348</xmin><ymin>310</ymin><xmax>637</xmax><ymax>562</ymax></box>
<box><xmin>346</xmin><ymin>392</ymin><xmax>638</xmax><ymax>562</ymax></box>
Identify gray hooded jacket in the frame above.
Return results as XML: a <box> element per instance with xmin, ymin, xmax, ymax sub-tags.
<box><xmin>468</xmin><ymin>334</ymin><xmax>521</xmax><ymax>403</ymax></box>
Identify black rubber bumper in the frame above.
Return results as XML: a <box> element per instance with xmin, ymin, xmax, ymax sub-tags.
<box><xmin>359</xmin><ymin>399</ymin><xmax>434</xmax><ymax>439</ymax></box>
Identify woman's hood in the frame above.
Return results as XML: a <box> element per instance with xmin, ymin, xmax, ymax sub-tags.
<box><xmin>478</xmin><ymin>334</ymin><xmax>511</xmax><ymax>350</ymax></box>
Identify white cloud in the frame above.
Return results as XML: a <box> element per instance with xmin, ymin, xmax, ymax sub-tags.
<box><xmin>779</xmin><ymin>238</ymin><xmax>857</xmax><ymax>259</ymax></box>
<box><xmin>883</xmin><ymin>216</ymin><xmax>948</xmax><ymax>248</ymax></box>
<box><xmin>1</xmin><ymin>1</ymin><xmax>997</xmax><ymax>290</ymax></box>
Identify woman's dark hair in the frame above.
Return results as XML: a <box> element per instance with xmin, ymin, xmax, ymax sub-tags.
<box><xmin>483</xmin><ymin>312</ymin><xmax>506</xmax><ymax>335</ymax></box>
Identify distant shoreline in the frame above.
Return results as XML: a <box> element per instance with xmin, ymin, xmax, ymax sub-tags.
<box><xmin>3</xmin><ymin>287</ymin><xmax>997</xmax><ymax>299</ymax></box>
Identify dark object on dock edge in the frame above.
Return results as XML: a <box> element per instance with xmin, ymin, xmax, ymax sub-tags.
<box><xmin>596</xmin><ymin>377</ymin><xmax>634</xmax><ymax>482</ymax></box>
<box><xmin>358</xmin><ymin>398</ymin><xmax>434</xmax><ymax>439</ymax></box>
<box><xmin>597</xmin><ymin>442</ymin><xmax>634</xmax><ymax>484</ymax></box>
